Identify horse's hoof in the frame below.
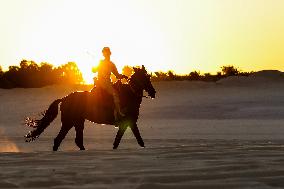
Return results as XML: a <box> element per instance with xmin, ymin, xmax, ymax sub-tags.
<box><xmin>139</xmin><ymin>142</ymin><xmax>145</xmax><ymax>148</ymax></box>
<box><xmin>53</xmin><ymin>146</ymin><xmax>58</xmax><ymax>151</ymax></box>
<box><xmin>80</xmin><ymin>147</ymin><xmax>85</xmax><ymax>150</ymax></box>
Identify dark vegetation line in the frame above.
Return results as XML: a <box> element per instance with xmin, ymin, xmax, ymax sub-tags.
<box><xmin>150</xmin><ymin>66</ymin><xmax>253</xmax><ymax>82</ymax></box>
<box><xmin>0</xmin><ymin>60</ymin><xmax>253</xmax><ymax>89</ymax></box>
<box><xmin>0</xmin><ymin>60</ymin><xmax>83</xmax><ymax>88</ymax></box>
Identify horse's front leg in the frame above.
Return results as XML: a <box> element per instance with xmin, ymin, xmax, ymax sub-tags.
<box><xmin>130</xmin><ymin>123</ymin><xmax>144</xmax><ymax>148</ymax></box>
<box><xmin>113</xmin><ymin>124</ymin><xmax>127</xmax><ymax>149</ymax></box>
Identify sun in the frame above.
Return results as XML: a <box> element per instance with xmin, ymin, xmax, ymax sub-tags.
<box><xmin>76</xmin><ymin>54</ymin><xmax>100</xmax><ymax>85</ymax></box>
<box><xmin>80</xmin><ymin>66</ymin><xmax>95</xmax><ymax>85</ymax></box>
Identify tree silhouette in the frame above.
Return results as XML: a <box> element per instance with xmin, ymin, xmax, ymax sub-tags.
<box><xmin>0</xmin><ymin>65</ymin><xmax>13</xmax><ymax>88</ymax></box>
<box><xmin>56</xmin><ymin>62</ymin><xmax>83</xmax><ymax>84</ymax></box>
<box><xmin>0</xmin><ymin>65</ymin><xmax>3</xmax><ymax>75</ymax></box>
<box><xmin>189</xmin><ymin>71</ymin><xmax>200</xmax><ymax>80</ymax></box>
<box><xmin>0</xmin><ymin>60</ymin><xmax>84</xmax><ymax>88</ymax></box>
<box><xmin>167</xmin><ymin>70</ymin><xmax>175</xmax><ymax>80</ymax></box>
<box><xmin>154</xmin><ymin>71</ymin><xmax>168</xmax><ymax>80</ymax></box>
<box><xmin>20</xmin><ymin>59</ymin><xmax>28</xmax><ymax>69</ymax></box>
<box><xmin>221</xmin><ymin>65</ymin><xmax>239</xmax><ymax>76</ymax></box>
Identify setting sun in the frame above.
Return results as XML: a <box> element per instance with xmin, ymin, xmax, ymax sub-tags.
<box><xmin>0</xmin><ymin>0</ymin><xmax>170</xmax><ymax>84</ymax></box>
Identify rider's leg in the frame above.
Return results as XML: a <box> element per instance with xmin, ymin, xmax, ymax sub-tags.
<box><xmin>102</xmin><ymin>81</ymin><xmax>125</xmax><ymax>120</ymax></box>
<box><xmin>113</xmin><ymin>91</ymin><xmax>125</xmax><ymax>117</ymax></box>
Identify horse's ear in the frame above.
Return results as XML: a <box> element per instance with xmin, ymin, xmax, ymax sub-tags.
<box><xmin>142</xmin><ymin>65</ymin><xmax>145</xmax><ymax>71</ymax></box>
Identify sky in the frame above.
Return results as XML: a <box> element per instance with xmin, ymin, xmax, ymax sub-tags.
<box><xmin>1</xmin><ymin>0</ymin><xmax>284</xmax><ymax>83</ymax></box>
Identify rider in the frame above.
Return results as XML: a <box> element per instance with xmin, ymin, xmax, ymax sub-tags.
<box><xmin>93</xmin><ymin>47</ymin><xmax>127</xmax><ymax>121</ymax></box>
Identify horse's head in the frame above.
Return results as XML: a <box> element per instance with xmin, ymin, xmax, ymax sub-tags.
<box><xmin>131</xmin><ymin>65</ymin><xmax>156</xmax><ymax>98</ymax></box>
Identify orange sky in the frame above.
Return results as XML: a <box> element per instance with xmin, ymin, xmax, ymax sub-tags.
<box><xmin>1</xmin><ymin>0</ymin><xmax>284</xmax><ymax>83</ymax></box>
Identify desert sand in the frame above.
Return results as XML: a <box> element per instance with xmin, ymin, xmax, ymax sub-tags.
<box><xmin>1</xmin><ymin>70</ymin><xmax>284</xmax><ymax>188</ymax></box>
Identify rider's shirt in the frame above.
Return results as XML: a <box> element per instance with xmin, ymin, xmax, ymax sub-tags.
<box><xmin>96</xmin><ymin>60</ymin><xmax>120</xmax><ymax>83</ymax></box>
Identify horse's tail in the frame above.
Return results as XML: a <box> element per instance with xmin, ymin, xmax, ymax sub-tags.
<box><xmin>25</xmin><ymin>98</ymin><xmax>63</xmax><ymax>142</ymax></box>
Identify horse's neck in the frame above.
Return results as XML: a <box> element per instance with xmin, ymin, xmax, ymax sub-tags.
<box><xmin>128</xmin><ymin>80</ymin><xmax>143</xmax><ymax>97</ymax></box>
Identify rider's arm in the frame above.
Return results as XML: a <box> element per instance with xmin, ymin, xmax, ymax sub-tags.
<box><xmin>111</xmin><ymin>62</ymin><xmax>122</xmax><ymax>79</ymax></box>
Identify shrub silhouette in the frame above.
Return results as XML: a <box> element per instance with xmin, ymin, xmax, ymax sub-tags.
<box><xmin>0</xmin><ymin>61</ymin><xmax>256</xmax><ymax>88</ymax></box>
<box><xmin>221</xmin><ymin>65</ymin><xmax>239</xmax><ymax>76</ymax></box>
<box><xmin>149</xmin><ymin>66</ymin><xmax>253</xmax><ymax>82</ymax></box>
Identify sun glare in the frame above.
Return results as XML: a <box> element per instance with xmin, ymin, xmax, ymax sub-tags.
<box><xmin>3</xmin><ymin>0</ymin><xmax>171</xmax><ymax>84</ymax></box>
<box><xmin>80</xmin><ymin>66</ymin><xmax>94</xmax><ymax>85</ymax></box>
<box><xmin>2</xmin><ymin>0</ymin><xmax>284</xmax><ymax>76</ymax></box>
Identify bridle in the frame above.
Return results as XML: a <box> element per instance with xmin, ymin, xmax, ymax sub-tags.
<box><xmin>127</xmin><ymin>76</ymin><xmax>149</xmax><ymax>99</ymax></box>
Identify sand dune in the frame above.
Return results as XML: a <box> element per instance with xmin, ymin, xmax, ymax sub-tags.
<box><xmin>1</xmin><ymin>72</ymin><xmax>284</xmax><ymax>188</ymax></box>
<box><xmin>217</xmin><ymin>70</ymin><xmax>284</xmax><ymax>86</ymax></box>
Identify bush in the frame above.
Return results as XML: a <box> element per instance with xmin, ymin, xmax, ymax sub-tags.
<box><xmin>0</xmin><ymin>60</ymin><xmax>84</xmax><ymax>88</ymax></box>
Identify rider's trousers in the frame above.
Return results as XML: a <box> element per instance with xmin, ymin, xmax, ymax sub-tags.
<box><xmin>96</xmin><ymin>79</ymin><xmax>124</xmax><ymax>119</ymax></box>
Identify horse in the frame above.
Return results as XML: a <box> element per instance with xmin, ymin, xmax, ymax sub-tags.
<box><xmin>24</xmin><ymin>65</ymin><xmax>156</xmax><ymax>151</ymax></box>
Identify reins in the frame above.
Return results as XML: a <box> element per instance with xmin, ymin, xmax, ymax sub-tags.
<box><xmin>127</xmin><ymin>78</ymin><xmax>149</xmax><ymax>99</ymax></box>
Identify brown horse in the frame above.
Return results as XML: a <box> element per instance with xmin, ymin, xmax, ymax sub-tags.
<box><xmin>25</xmin><ymin>65</ymin><xmax>156</xmax><ymax>151</ymax></box>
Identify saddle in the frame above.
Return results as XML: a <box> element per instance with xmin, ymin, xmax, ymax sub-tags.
<box><xmin>90</xmin><ymin>87</ymin><xmax>112</xmax><ymax>109</ymax></box>
<box><xmin>90</xmin><ymin>80</ymin><xmax>122</xmax><ymax>108</ymax></box>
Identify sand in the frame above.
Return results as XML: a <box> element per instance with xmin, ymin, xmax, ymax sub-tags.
<box><xmin>1</xmin><ymin>71</ymin><xmax>284</xmax><ymax>188</ymax></box>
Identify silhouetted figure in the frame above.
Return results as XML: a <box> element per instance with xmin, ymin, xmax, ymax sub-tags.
<box><xmin>25</xmin><ymin>66</ymin><xmax>156</xmax><ymax>151</ymax></box>
<box><xmin>93</xmin><ymin>47</ymin><xmax>128</xmax><ymax>121</ymax></box>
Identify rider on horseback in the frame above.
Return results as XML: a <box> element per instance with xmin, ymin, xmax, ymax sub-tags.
<box><xmin>93</xmin><ymin>47</ymin><xmax>127</xmax><ymax>121</ymax></box>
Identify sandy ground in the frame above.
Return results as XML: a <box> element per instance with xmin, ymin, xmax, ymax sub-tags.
<box><xmin>1</xmin><ymin>71</ymin><xmax>284</xmax><ymax>188</ymax></box>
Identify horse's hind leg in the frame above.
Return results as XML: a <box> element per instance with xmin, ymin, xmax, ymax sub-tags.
<box><xmin>74</xmin><ymin>119</ymin><xmax>85</xmax><ymax>150</ymax></box>
<box><xmin>53</xmin><ymin>121</ymin><xmax>72</xmax><ymax>151</ymax></box>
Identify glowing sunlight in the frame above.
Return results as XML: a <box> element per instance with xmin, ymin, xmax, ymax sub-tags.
<box><xmin>0</xmin><ymin>0</ymin><xmax>170</xmax><ymax>84</ymax></box>
<box><xmin>1</xmin><ymin>0</ymin><xmax>284</xmax><ymax>77</ymax></box>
